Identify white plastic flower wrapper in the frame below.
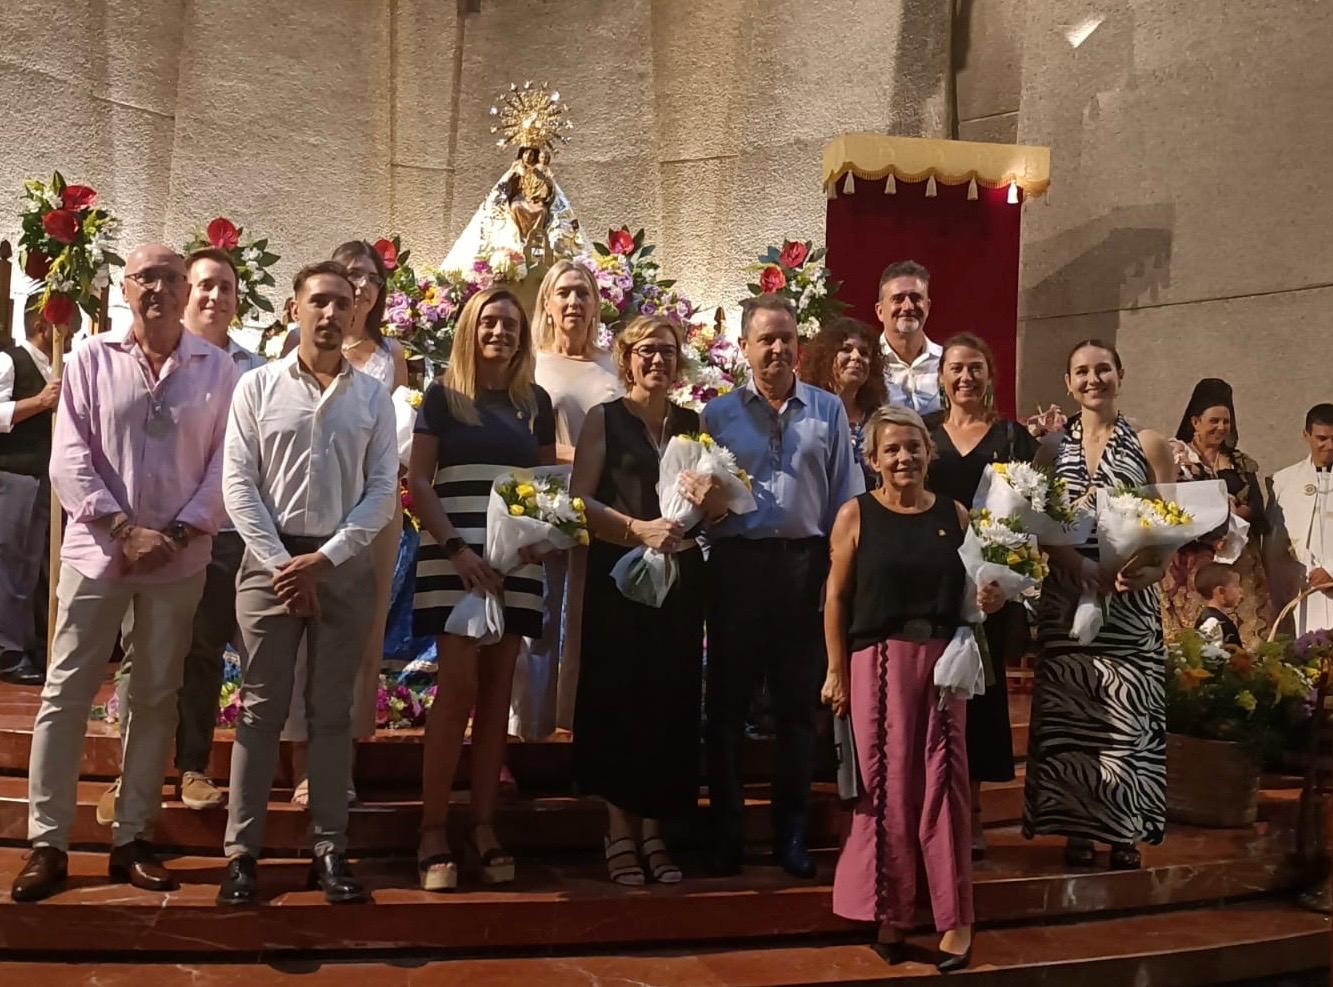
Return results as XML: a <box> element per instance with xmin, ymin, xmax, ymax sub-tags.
<box><xmin>445</xmin><ymin>467</ymin><xmax>580</xmax><ymax>645</ymax></box>
<box><xmin>1070</xmin><ymin>479</ymin><xmax>1230</xmax><ymax>645</ymax></box>
<box><xmin>972</xmin><ymin>464</ymin><xmax>1092</xmax><ymax>547</ymax></box>
<box><xmin>609</xmin><ymin>435</ymin><xmax>758</xmax><ymax>607</ymax></box>
<box><xmin>390</xmin><ymin>386</ymin><xmax>420</xmax><ymax>470</ymax></box>
<box><xmin>958</xmin><ymin>525</ymin><xmax>1043</xmax><ymax>603</ymax></box>
<box><xmin>1212</xmin><ymin>512</ymin><xmax>1250</xmax><ymax>566</ymax></box>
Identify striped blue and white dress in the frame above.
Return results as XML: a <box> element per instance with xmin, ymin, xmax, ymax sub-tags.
<box><xmin>412</xmin><ymin>383</ymin><xmax>556</xmax><ymax>641</ymax></box>
<box><xmin>1023</xmin><ymin>413</ymin><xmax>1167</xmax><ymax>846</ymax></box>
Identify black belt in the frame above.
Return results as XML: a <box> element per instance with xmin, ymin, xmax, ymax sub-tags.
<box><xmin>884</xmin><ymin>619</ymin><xmax>958</xmax><ymax>643</ymax></box>
<box><xmin>279</xmin><ymin>533</ymin><xmax>332</xmax><ymax>553</ymax></box>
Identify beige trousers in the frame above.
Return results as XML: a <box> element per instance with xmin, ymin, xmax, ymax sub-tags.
<box><xmin>28</xmin><ymin>565</ymin><xmax>205</xmax><ymax>851</ymax></box>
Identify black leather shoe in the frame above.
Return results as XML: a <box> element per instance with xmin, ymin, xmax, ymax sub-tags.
<box><xmin>11</xmin><ymin>847</ymin><xmax>68</xmax><ymax>902</ymax></box>
<box><xmin>936</xmin><ymin>946</ymin><xmax>973</xmax><ymax>973</ymax></box>
<box><xmin>1</xmin><ymin>651</ymin><xmax>44</xmax><ymax>686</ymax></box>
<box><xmin>109</xmin><ymin>840</ymin><xmax>178</xmax><ymax>891</ymax></box>
<box><xmin>217</xmin><ymin>854</ymin><xmax>259</xmax><ymax>906</ymax></box>
<box><xmin>307</xmin><ymin>851</ymin><xmax>368</xmax><ymax>904</ymax></box>
<box><xmin>871</xmin><ymin>940</ymin><xmax>907</xmax><ymax>965</ymax></box>
<box><xmin>773</xmin><ymin>833</ymin><xmax>816</xmax><ymax>879</ymax></box>
<box><xmin>704</xmin><ymin>843</ymin><xmax>743</xmax><ymax>877</ymax></box>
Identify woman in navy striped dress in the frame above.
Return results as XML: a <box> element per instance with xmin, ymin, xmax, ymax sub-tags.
<box><xmin>408</xmin><ymin>287</ymin><xmax>556</xmax><ymax>891</ymax></box>
<box><xmin>1022</xmin><ymin>339</ymin><xmax>1176</xmax><ymax>870</ymax></box>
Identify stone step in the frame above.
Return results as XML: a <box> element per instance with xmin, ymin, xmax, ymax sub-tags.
<box><xmin>0</xmin><ymin>825</ymin><xmax>1304</xmax><ymax>956</ymax></box>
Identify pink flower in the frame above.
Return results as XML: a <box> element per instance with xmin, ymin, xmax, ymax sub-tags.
<box><xmin>758</xmin><ymin>265</ymin><xmax>787</xmax><ymax>294</ymax></box>
<box><xmin>607</xmin><ymin>228</ymin><xmax>634</xmax><ymax>256</ymax></box>
<box><xmin>778</xmin><ymin>241</ymin><xmax>809</xmax><ymax>269</ymax></box>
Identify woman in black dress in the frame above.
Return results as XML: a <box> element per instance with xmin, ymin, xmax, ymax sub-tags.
<box><xmin>927</xmin><ymin>333</ymin><xmax>1037</xmax><ymax>858</ymax></box>
<box><xmin>570</xmin><ymin>314</ymin><xmax>718</xmax><ymax>885</ymax></box>
<box><xmin>408</xmin><ymin>287</ymin><xmax>557</xmax><ymax>891</ymax></box>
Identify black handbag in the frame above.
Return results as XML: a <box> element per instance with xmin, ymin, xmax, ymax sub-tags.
<box><xmin>833</xmin><ymin>713</ymin><xmax>863</xmax><ymax>802</ymax></box>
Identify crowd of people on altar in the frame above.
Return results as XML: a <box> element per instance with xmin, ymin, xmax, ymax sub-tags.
<box><xmin>2</xmin><ymin>242</ymin><xmax>1331</xmax><ymax>974</ymax></box>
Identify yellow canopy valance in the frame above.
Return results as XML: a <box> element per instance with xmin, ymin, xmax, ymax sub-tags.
<box><xmin>822</xmin><ymin>133</ymin><xmax>1051</xmax><ymax>197</ymax></box>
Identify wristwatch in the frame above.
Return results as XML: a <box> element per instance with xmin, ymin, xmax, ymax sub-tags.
<box><xmin>166</xmin><ymin>522</ymin><xmax>192</xmax><ymax>548</ymax></box>
<box><xmin>442</xmin><ymin>536</ymin><xmax>468</xmax><ymax>559</ymax></box>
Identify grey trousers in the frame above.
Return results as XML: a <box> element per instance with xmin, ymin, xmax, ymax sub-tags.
<box><xmin>117</xmin><ymin>530</ymin><xmax>246</xmax><ymax>774</ymax></box>
<box><xmin>29</xmin><ymin>565</ymin><xmax>205</xmax><ymax>850</ymax></box>
<box><xmin>223</xmin><ymin>542</ymin><xmax>373</xmax><ymax>859</ymax></box>
<box><xmin>0</xmin><ymin>471</ymin><xmax>49</xmax><ymax>656</ymax></box>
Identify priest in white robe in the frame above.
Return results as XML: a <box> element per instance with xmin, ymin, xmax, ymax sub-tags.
<box><xmin>1266</xmin><ymin>403</ymin><xmax>1333</xmax><ymax>636</ymax></box>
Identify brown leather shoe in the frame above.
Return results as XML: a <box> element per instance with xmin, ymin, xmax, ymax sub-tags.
<box><xmin>108</xmin><ymin>840</ymin><xmax>178</xmax><ymax>891</ymax></box>
<box><xmin>11</xmin><ymin>847</ymin><xmax>68</xmax><ymax>902</ymax></box>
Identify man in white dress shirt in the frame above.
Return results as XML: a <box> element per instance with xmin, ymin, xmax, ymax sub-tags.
<box><xmin>218</xmin><ymin>260</ymin><xmax>397</xmax><ymax>906</ymax></box>
<box><xmin>104</xmin><ymin>248</ymin><xmax>266</xmax><ymax>820</ymax></box>
<box><xmin>0</xmin><ymin>304</ymin><xmax>71</xmax><ymax>685</ymax></box>
<box><xmin>875</xmin><ymin>259</ymin><xmax>943</xmax><ymax>422</ymax></box>
<box><xmin>1267</xmin><ymin>403</ymin><xmax>1333</xmax><ymax>636</ymax></box>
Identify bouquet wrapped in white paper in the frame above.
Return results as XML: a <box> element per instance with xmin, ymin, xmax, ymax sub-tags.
<box><xmin>972</xmin><ymin>461</ymin><xmax>1092</xmax><ymax>546</ymax></box>
<box><xmin>1070</xmin><ymin>479</ymin><xmax>1230</xmax><ymax>644</ymax></box>
<box><xmin>445</xmin><ymin>468</ymin><xmax>588</xmax><ymax>644</ymax></box>
<box><xmin>610</xmin><ymin>432</ymin><xmax>757</xmax><ymax>607</ymax></box>
<box><xmin>390</xmin><ymin>386</ymin><xmax>423</xmax><ymax>469</ymax></box>
<box><xmin>959</xmin><ymin>510</ymin><xmax>1050</xmax><ymax>604</ymax></box>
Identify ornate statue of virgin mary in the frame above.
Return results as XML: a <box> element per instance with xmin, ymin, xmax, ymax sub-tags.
<box><xmin>441</xmin><ymin>82</ymin><xmax>585</xmax><ymax>279</ymax></box>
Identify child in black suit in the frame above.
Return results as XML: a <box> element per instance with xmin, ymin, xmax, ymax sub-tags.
<box><xmin>1193</xmin><ymin>562</ymin><xmax>1243</xmax><ymax>648</ymax></box>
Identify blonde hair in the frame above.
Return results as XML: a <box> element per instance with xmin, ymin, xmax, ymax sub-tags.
<box><xmin>442</xmin><ymin>287</ymin><xmax>537</xmax><ymax>426</ymax></box>
<box><xmin>613</xmin><ymin>315</ymin><xmax>685</xmax><ymax>388</ymax></box>
<box><xmin>534</xmin><ymin>260</ymin><xmax>603</xmax><ymax>353</ymax></box>
<box><xmin>862</xmin><ymin>404</ymin><xmax>935</xmax><ymax>463</ymax></box>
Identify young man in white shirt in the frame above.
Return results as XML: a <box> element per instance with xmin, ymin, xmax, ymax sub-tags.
<box><xmin>1267</xmin><ymin>403</ymin><xmax>1333</xmax><ymax>636</ymax></box>
<box><xmin>218</xmin><ymin>260</ymin><xmax>397</xmax><ymax>905</ymax></box>
<box><xmin>103</xmin><ymin>248</ymin><xmax>266</xmax><ymax>821</ymax></box>
<box><xmin>875</xmin><ymin>260</ymin><xmax>943</xmax><ymax>421</ymax></box>
<box><xmin>0</xmin><ymin>304</ymin><xmax>70</xmax><ymax>685</ymax></box>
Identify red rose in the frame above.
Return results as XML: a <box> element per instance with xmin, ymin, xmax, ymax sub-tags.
<box><xmin>778</xmin><ymin>240</ymin><xmax>809</xmax><ymax>269</ymax></box>
<box><xmin>43</xmin><ymin>293</ymin><xmax>75</xmax><ymax>326</ymax></box>
<box><xmin>758</xmin><ymin>265</ymin><xmax>787</xmax><ymax>294</ymax></box>
<box><xmin>23</xmin><ymin>250</ymin><xmax>51</xmax><ymax>280</ymax></box>
<box><xmin>206</xmin><ymin>216</ymin><xmax>240</xmax><ymax>250</ymax></box>
<box><xmin>61</xmin><ymin>185</ymin><xmax>97</xmax><ymax>210</ymax></box>
<box><xmin>373</xmin><ymin>238</ymin><xmax>398</xmax><ymax>270</ymax></box>
<box><xmin>42</xmin><ymin>209</ymin><xmax>80</xmax><ymax>245</ymax></box>
<box><xmin>607</xmin><ymin>228</ymin><xmax>635</xmax><ymax>256</ymax></box>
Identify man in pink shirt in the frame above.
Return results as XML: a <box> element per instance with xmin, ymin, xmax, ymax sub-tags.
<box><xmin>11</xmin><ymin>244</ymin><xmax>237</xmax><ymax>902</ymax></box>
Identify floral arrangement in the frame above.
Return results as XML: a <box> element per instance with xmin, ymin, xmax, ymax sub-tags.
<box><xmin>670</xmin><ymin>316</ymin><xmax>750</xmax><ymax>411</ymax></box>
<box><xmin>386</xmin><ymin>249</ymin><xmax>526</xmax><ymax>365</ymax></box>
<box><xmin>374</xmin><ymin>236</ymin><xmax>413</xmax><ymax>297</ymax></box>
<box><xmin>745</xmin><ymin>239</ymin><xmax>843</xmax><ymax>340</ymax></box>
<box><xmin>375</xmin><ymin>676</ymin><xmax>436</xmax><ymax>729</ymax></box>
<box><xmin>18</xmin><ymin>171</ymin><xmax>123</xmax><ymax>325</ymax></box>
<box><xmin>1167</xmin><ymin>628</ymin><xmax>1321</xmax><ymax>759</ymax></box>
<box><xmin>498</xmin><ymin>472</ymin><xmax>590</xmax><ymax>545</ymax></box>
<box><xmin>217</xmin><ymin>650</ymin><xmax>244</xmax><ymax>727</ymax></box>
<box><xmin>576</xmin><ymin>226</ymin><xmax>693</xmax><ymax>332</ymax></box>
<box><xmin>183</xmin><ymin>216</ymin><xmax>280</xmax><ymax>322</ymax></box>
<box><xmin>992</xmin><ymin>461</ymin><xmax>1079</xmax><ymax>526</ymax></box>
<box><xmin>974</xmin><ymin>462</ymin><xmax>1091</xmax><ymax>546</ymax></box>
<box><xmin>1106</xmin><ymin>488</ymin><xmax>1194</xmax><ymax>530</ymax></box>
<box><xmin>968</xmin><ymin>509</ymin><xmax>1049</xmax><ymax>583</ymax></box>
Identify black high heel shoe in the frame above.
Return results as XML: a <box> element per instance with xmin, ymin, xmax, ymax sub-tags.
<box><xmin>936</xmin><ymin>945</ymin><xmax>973</xmax><ymax>973</ymax></box>
<box><xmin>1108</xmin><ymin>844</ymin><xmax>1142</xmax><ymax>870</ymax></box>
<box><xmin>871</xmin><ymin>940</ymin><xmax>907</xmax><ymax>965</ymax></box>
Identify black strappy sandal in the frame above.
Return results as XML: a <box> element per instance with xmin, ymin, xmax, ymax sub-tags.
<box><xmin>640</xmin><ymin>836</ymin><xmax>682</xmax><ymax>884</ymax></box>
<box><xmin>603</xmin><ymin>836</ymin><xmax>644</xmax><ymax>886</ymax></box>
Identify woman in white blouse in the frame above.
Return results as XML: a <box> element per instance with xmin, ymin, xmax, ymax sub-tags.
<box><xmin>285</xmin><ymin>240</ymin><xmax>409</xmax><ymax>804</ymax></box>
<box><xmin>525</xmin><ymin>260</ymin><xmax>623</xmax><ymax>738</ymax></box>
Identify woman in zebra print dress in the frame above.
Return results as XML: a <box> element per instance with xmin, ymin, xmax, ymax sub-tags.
<box><xmin>1022</xmin><ymin>340</ymin><xmax>1176</xmax><ymax>870</ymax></box>
<box><xmin>407</xmin><ymin>287</ymin><xmax>557</xmax><ymax>890</ymax></box>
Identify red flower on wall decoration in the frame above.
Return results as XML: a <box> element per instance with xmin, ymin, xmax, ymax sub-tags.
<box><xmin>206</xmin><ymin>216</ymin><xmax>240</xmax><ymax>250</ymax></box>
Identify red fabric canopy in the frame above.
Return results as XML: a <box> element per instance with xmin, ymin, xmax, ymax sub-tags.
<box><xmin>825</xmin><ymin>177</ymin><xmax>1023</xmax><ymax>418</ymax></box>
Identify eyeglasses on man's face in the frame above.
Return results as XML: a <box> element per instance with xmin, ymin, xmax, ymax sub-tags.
<box><xmin>125</xmin><ymin>270</ymin><xmax>185</xmax><ymax>289</ymax></box>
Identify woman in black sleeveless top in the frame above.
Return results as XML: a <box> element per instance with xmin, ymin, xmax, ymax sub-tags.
<box><xmin>928</xmin><ymin>334</ymin><xmax>1038</xmax><ymax>858</ymax></box>
<box><xmin>822</xmin><ymin>405</ymin><xmax>1002</xmax><ymax>972</ymax></box>
<box><xmin>571</xmin><ymin>315</ymin><xmax>716</xmax><ymax>887</ymax></box>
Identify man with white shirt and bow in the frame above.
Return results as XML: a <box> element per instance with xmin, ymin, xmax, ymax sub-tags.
<box><xmin>0</xmin><ymin>304</ymin><xmax>71</xmax><ymax>686</ymax></box>
<box><xmin>218</xmin><ymin>259</ymin><xmax>397</xmax><ymax>906</ymax></box>
<box><xmin>1267</xmin><ymin>403</ymin><xmax>1333</xmax><ymax>636</ymax></box>
<box><xmin>875</xmin><ymin>259</ymin><xmax>943</xmax><ymax>423</ymax></box>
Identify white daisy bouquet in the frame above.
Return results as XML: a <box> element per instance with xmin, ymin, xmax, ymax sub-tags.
<box><xmin>960</xmin><ymin>509</ymin><xmax>1050</xmax><ymax>602</ymax></box>
<box><xmin>445</xmin><ymin>468</ymin><xmax>588</xmax><ymax>644</ymax></box>
<box><xmin>972</xmin><ymin>461</ymin><xmax>1091</xmax><ymax>545</ymax></box>
<box><xmin>610</xmin><ymin>432</ymin><xmax>756</xmax><ymax>607</ymax></box>
<box><xmin>1070</xmin><ymin>479</ymin><xmax>1230</xmax><ymax>644</ymax></box>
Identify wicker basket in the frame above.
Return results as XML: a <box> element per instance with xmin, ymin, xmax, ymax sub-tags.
<box><xmin>1166</xmin><ymin>732</ymin><xmax>1259</xmax><ymax>827</ymax></box>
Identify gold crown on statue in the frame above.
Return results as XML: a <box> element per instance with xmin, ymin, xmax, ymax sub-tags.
<box><xmin>489</xmin><ymin>81</ymin><xmax>573</xmax><ymax>152</ymax></box>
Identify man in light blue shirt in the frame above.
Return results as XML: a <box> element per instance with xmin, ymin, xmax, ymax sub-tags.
<box><xmin>701</xmin><ymin>294</ymin><xmax>861</xmax><ymax>878</ymax></box>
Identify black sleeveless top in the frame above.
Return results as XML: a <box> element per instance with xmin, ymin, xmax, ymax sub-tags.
<box><xmin>847</xmin><ymin>492</ymin><xmax>966</xmax><ymax>650</ymax></box>
<box><xmin>594</xmin><ymin>397</ymin><xmax>700</xmax><ymax>523</ymax></box>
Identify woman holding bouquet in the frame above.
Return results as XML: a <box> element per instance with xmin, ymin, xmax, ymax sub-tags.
<box><xmin>530</xmin><ymin>260</ymin><xmax>624</xmax><ymax>738</ymax></box>
<box><xmin>408</xmin><ymin>287</ymin><xmax>556</xmax><ymax>890</ymax></box>
<box><xmin>1160</xmin><ymin>378</ymin><xmax>1271</xmax><ymax>643</ymax></box>
<box><xmin>1022</xmin><ymin>339</ymin><xmax>1175</xmax><ymax>870</ymax></box>
<box><xmin>798</xmin><ymin>317</ymin><xmax>886</xmax><ymax>489</ymax></box>
<box><xmin>928</xmin><ymin>333</ymin><xmax>1038</xmax><ymax>858</ymax></box>
<box><xmin>570</xmin><ymin>314</ymin><xmax>716</xmax><ymax>885</ymax></box>
<box><xmin>822</xmin><ymin>405</ymin><xmax>1003</xmax><ymax>971</ymax></box>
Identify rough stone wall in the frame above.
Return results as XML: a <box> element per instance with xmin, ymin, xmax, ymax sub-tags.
<box><xmin>0</xmin><ymin>0</ymin><xmax>949</xmax><ymax>324</ymax></box>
